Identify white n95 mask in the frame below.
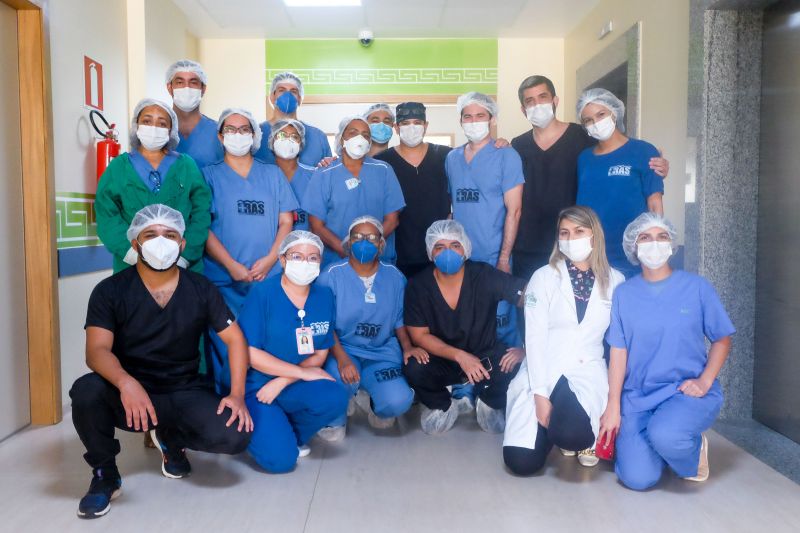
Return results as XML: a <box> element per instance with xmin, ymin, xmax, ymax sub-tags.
<box><xmin>284</xmin><ymin>260</ymin><xmax>320</xmax><ymax>286</ymax></box>
<box><xmin>586</xmin><ymin>116</ymin><xmax>616</xmax><ymax>141</ymax></box>
<box><xmin>139</xmin><ymin>236</ymin><xmax>181</xmax><ymax>271</ymax></box>
<box><xmin>223</xmin><ymin>133</ymin><xmax>254</xmax><ymax>156</ymax></box>
<box><xmin>399</xmin><ymin>124</ymin><xmax>425</xmax><ymax>147</ymax></box>
<box><xmin>136</xmin><ymin>125</ymin><xmax>170</xmax><ymax>151</ymax></box>
<box><xmin>172</xmin><ymin>87</ymin><xmax>202</xmax><ymax>112</ymax></box>
<box><xmin>274</xmin><ymin>138</ymin><xmax>300</xmax><ymax>160</ymax></box>
<box><xmin>526</xmin><ymin>104</ymin><xmax>555</xmax><ymax>128</ymax></box>
<box><xmin>462</xmin><ymin>121</ymin><xmax>490</xmax><ymax>143</ymax></box>
<box><xmin>343</xmin><ymin>135</ymin><xmax>370</xmax><ymax>159</ymax></box>
<box><xmin>558</xmin><ymin>236</ymin><xmax>593</xmax><ymax>263</ymax></box>
<box><xmin>637</xmin><ymin>241</ymin><xmax>672</xmax><ymax>269</ymax></box>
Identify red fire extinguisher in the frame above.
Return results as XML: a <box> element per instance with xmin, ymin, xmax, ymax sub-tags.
<box><xmin>90</xmin><ymin>109</ymin><xmax>120</xmax><ymax>182</ymax></box>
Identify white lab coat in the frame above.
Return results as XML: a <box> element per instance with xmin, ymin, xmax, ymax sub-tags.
<box><xmin>503</xmin><ymin>260</ymin><xmax>625</xmax><ymax>450</ymax></box>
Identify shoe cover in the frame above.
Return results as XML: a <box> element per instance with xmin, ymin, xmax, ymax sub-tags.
<box><xmin>420</xmin><ymin>404</ymin><xmax>459</xmax><ymax>435</ymax></box>
<box><xmin>317</xmin><ymin>425</ymin><xmax>346</xmax><ymax>442</ymax></box>
<box><xmin>476</xmin><ymin>398</ymin><xmax>505</xmax><ymax>434</ymax></box>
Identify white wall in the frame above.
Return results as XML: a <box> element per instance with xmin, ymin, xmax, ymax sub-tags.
<box><xmin>48</xmin><ymin>0</ymin><xmax>131</xmax><ymax>405</ymax></box>
<box><xmin>199</xmin><ymin>38</ymin><xmax>266</xmax><ymax>123</ymax></box>
<box><xmin>143</xmin><ymin>0</ymin><xmax>199</xmax><ymax>103</ymax></box>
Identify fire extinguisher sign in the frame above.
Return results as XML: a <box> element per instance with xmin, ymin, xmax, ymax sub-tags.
<box><xmin>83</xmin><ymin>55</ymin><xmax>104</xmax><ymax>112</ymax></box>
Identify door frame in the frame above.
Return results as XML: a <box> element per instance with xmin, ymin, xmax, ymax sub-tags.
<box><xmin>3</xmin><ymin>0</ymin><xmax>61</xmax><ymax>424</ymax></box>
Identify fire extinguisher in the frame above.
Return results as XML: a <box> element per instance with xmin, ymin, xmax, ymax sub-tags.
<box><xmin>90</xmin><ymin>109</ymin><xmax>120</xmax><ymax>182</ymax></box>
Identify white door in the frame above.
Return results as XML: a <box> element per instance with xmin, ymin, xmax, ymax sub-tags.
<box><xmin>0</xmin><ymin>2</ymin><xmax>31</xmax><ymax>439</ymax></box>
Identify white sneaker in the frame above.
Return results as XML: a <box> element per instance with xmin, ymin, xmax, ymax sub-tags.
<box><xmin>684</xmin><ymin>433</ymin><xmax>709</xmax><ymax>482</ymax></box>
<box><xmin>559</xmin><ymin>448</ymin><xmax>577</xmax><ymax>457</ymax></box>
<box><xmin>577</xmin><ymin>448</ymin><xmax>599</xmax><ymax>467</ymax></box>
<box><xmin>297</xmin><ymin>445</ymin><xmax>311</xmax><ymax>458</ymax></box>
<box><xmin>316</xmin><ymin>425</ymin><xmax>346</xmax><ymax>442</ymax></box>
<box><xmin>420</xmin><ymin>405</ymin><xmax>459</xmax><ymax>435</ymax></box>
<box><xmin>476</xmin><ymin>398</ymin><xmax>505</xmax><ymax>434</ymax></box>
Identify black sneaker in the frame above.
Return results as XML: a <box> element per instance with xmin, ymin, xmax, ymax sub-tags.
<box><xmin>149</xmin><ymin>428</ymin><xmax>191</xmax><ymax>479</ymax></box>
<box><xmin>77</xmin><ymin>467</ymin><xmax>122</xmax><ymax>519</ymax></box>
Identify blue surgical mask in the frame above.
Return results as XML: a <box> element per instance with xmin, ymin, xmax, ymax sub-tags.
<box><xmin>434</xmin><ymin>248</ymin><xmax>464</xmax><ymax>275</ymax></box>
<box><xmin>369</xmin><ymin>122</ymin><xmax>393</xmax><ymax>144</ymax></box>
<box><xmin>351</xmin><ymin>239</ymin><xmax>379</xmax><ymax>263</ymax></box>
<box><xmin>275</xmin><ymin>92</ymin><xmax>299</xmax><ymax>114</ymax></box>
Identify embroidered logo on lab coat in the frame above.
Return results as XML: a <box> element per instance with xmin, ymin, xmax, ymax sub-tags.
<box><xmin>525</xmin><ymin>293</ymin><xmax>537</xmax><ymax>308</ymax></box>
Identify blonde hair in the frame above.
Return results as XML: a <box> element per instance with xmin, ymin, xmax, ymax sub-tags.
<box><xmin>549</xmin><ymin>205</ymin><xmax>611</xmax><ymax>299</ymax></box>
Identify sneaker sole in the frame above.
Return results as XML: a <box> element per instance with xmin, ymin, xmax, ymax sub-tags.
<box><xmin>149</xmin><ymin>429</ymin><xmax>188</xmax><ymax>479</ymax></box>
<box><xmin>77</xmin><ymin>488</ymin><xmax>122</xmax><ymax>519</ymax></box>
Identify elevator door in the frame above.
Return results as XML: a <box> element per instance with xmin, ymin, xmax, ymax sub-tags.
<box><xmin>753</xmin><ymin>0</ymin><xmax>800</xmax><ymax>443</ymax></box>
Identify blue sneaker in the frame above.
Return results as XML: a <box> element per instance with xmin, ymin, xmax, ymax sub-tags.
<box><xmin>149</xmin><ymin>428</ymin><xmax>191</xmax><ymax>479</ymax></box>
<box><xmin>77</xmin><ymin>467</ymin><xmax>122</xmax><ymax>519</ymax></box>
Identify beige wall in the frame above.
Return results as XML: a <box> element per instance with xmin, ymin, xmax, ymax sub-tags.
<box><xmin>497</xmin><ymin>37</ymin><xmax>565</xmax><ymax>141</ymax></box>
<box><xmin>198</xmin><ymin>38</ymin><xmax>267</xmax><ymax>123</ymax></box>
<box><xmin>564</xmin><ymin>0</ymin><xmax>690</xmax><ymax>239</ymax></box>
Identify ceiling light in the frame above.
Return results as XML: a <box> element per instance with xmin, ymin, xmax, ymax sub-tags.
<box><xmin>283</xmin><ymin>0</ymin><xmax>362</xmax><ymax>6</ymax></box>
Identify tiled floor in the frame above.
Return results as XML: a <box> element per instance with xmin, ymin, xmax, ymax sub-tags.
<box><xmin>2</xmin><ymin>406</ymin><xmax>799</xmax><ymax>533</ymax></box>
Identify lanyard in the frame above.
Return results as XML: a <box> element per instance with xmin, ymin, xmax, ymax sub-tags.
<box><xmin>298</xmin><ymin>308</ymin><xmax>306</xmax><ymax>328</ymax></box>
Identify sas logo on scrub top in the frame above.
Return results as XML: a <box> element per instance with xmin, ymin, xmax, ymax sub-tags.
<box><xmin>310</xmin><ymin>321</ymin><xmax>330</xmax><ymax>336</ymax></box>
<box><xmin>456</xmin><ymin>188</ymin><xmax>481</xmax><ymax>203</ymax></box>
<box><xmin>237</xmin><ymin>200</ymin><xmax>265</xmax><ymax>215</ymax></box>
<box><xmin>355</xmin><ymin>323</ymin><xmax>382</xmax><ymax>338</ymax></box>
<box><xmin>608</xmin><ymin>165</ymin><xmax>632</xmax><ymax>177</ymax></box>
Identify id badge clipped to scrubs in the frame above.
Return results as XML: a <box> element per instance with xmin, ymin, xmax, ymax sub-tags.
<box><xmin>296</xmin><ymin>309</ymin><xmax>315</xmax><ymax>355</ymax></box>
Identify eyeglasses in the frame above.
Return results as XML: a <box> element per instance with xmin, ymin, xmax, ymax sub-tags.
<box><xmin>148</xmin><ymin>170</ymin><xmax>162</xmax><ymax>193</ymax></box>
<box><xmin>275</xmin><ymin>131</ymin><xmax>302</xmax><ymax>143</ymax></box>
<box><xmin>350</xmin><ymin>232</ymin><xmax>381</xmax><ymax>243</ymax></box>
<box><xmin>222</xmin><ymin>125</ymin><xmax>254</xmax><ymax>135</ymax></box>
<box><xmin>286</xmin><ymin>252</ymin><xmax>321</xmax><ymax>264</ymax></box>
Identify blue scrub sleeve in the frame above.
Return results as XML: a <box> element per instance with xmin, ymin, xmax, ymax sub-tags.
<box><xmin>276</xmin><ymin>169</ymin><xmax>300</xmax><ymax>213</ymax></box>
<box><xmin>640</xmin><ymin>142</ymin><xmax>665</xmax><ymax>197</ymax></box>
<box><xmin>700</xmin><ymin>278</ymin><xmax>736</xmax><ymax>342</ymax></box>
<box><xmin>393</xmin><ymin>276</ymin><xmax>406</xmax><ymax>329</ymax></box>
<box><xmin>606</xmin><ymin>290</ymin><xmax>627</xmax><ymax>348</ymax></box>
<box><xmin>317</xmin><ymin>129</ymin><xmax>332</xmax><ymax>159</ymax></box>
<box><xmin>238</xmin><ymin>285</ymin><xmax>268</xmax><ymax>349</ymax></box>
<box><xmin>381</xmin><ymin>165</ymin><xmax>406</xmax><ymax>215</ymax></box>
<box><xmin>202</xmin><ymin>166</ymin><xmax>218</xmax><ymax>217</ymax></box>
<box><xmin>301</xmin><ymin>168</ymin><xmax>330</xmax><ymax>222</ymax></box>
<box><xmin>500</xmin><ymin>147</ymin><xmax>526</xmax><ymax>193</ymax></box>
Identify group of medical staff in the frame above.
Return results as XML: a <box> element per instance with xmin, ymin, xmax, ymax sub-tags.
<box><xmin>85</xmin><ymin>57</ymin><xmax>734</xmax><ymax>502</ymax></box>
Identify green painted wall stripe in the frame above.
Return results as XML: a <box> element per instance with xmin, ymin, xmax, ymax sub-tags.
<box><xmin>56</xmin><ymin>192</ymin><xmax>101</xmax><ymax>250</ymax></box>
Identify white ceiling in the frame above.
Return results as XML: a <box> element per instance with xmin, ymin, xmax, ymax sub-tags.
<box><xmin>171</xmin><ymin>0</ymin><xmax>600</xmax><ymax>39</ymax></box>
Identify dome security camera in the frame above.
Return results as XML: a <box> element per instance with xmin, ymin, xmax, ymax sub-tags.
<box><xmin>359</xmin><ymin>29</ymin><xmax>374</xmax><ymax>47</ymax></box>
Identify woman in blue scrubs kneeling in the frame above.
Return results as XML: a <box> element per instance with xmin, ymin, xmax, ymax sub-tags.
<box><xmin>600</xmin><ymin>213</ymin><xmax>735</xmax><ymax>490</ymax></box>
<box><xmin>237</xmin><ymin>231</ymin><xmax>349</xmax><ymax>473</ymax></box>
<box><xmin>316</xmin><ymin>216</ymin><xmax>425</xmax><ymax>441</ymax></box>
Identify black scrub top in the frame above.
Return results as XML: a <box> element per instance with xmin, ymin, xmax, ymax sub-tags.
<box><xmin>85</xmin><ymin>266</ymin><xmax>234</xmax><ymax>393</ymax></box>
<box><xmin>404</xmin><ymin>261</ymin><xmax>527</xmax><ymax>358</ymax></box>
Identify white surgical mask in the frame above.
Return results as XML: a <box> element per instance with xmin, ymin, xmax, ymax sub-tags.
<box><xmin>136</xmin><ymin>125</ymin><xmax>170</xmax><ymax>151</ymax></box>
<box><xmin>223</xmin><ymin>133</ymin><xmax>253</xmax><ymax>156</ymax></box>
<box><xmin>273</xmin><ymin>138</ymin><xmax>300</xmax><ymax>160</ymax></box>
<box><xmin>637</xmin><ymin>241</ymin><xmax>673</xmax><ymax>269</ymax></box>
<box><xmin>139</xmin><ymin>236</ymin><xmax>180</xmax><ymax>270</ymax></box>
<box><xmin>172</xmin><ymin>87</ymin><xmax>202</xmax><ymax>112</ymax></box>
<box><xmin>462</xmin><ymin>121</ymin><xmax>490</xmax><ymax>143</ymax></box>
<box><xmin>399</xmin><ymin>124</ymin><xmax>425</xmax><ymax>147</ymax></box>
<box><xmin>284</xmin><ymin>260</ymin><xmax>320</xmax><ymax>286</ymax></box>
<box><xmin>586</xmin><ymin>115</ymin><xmax>616</xmax><ymax>141</ymax></box>
<box><xmin>526</xmin><ymin>103</ymin><xmax>555</xmax><ymax>128</ymax></box>
<box><xmin>558</xmin><ymin>236</ymin><xmax>593</xmax><ymax>263</ymax></box>
<box><xmin>343</xmin><ymin>135</ymin><xmax>370</xmax><ymax>159</ymax></box>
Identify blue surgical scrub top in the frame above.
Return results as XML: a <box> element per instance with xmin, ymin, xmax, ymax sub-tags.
<box><xmin>281</xmin><ymin>163</ymin><xmax>315</xmax><ymax>231</ymax></box>
<box><xmin>318</xmin><ymin>260</ymin><xmax>406</xmax><ymax>364</ymax></box>
<box><xmin>576</xmin><ymin>138</ymin><xmax>664</xmax><ymax>277</ymax></box>
<box><xmin>176</xmin><ymin>114</ymin><xmax>224</xmax><ymax>168</ymax></box>
<box><xmin>446</xmin><ymin>143</ymin><xmax>525</xmax><ymax>265</ymax></box>
<box><xmin>128</xmin><ymin>150</ymin><xmax>178</xmax><ymax>192</ymax></box>
<box><xmin>301</xmin><ymin>159</ymin><xmax>406</xmax><ymax>267</ymax></box>
<box><xmin>606</xmin><ymin>270</ymin><xmax>736</xmax><ymax>415</ymax></box>
<box><xmin>255</xmin><ymin>120</ymin><xmax>332</xmax><ymax>167</ymax></box>
<box><xmin>202</xmin><ymin>160</ymin><xmax>298</xmax><ymax>285</ymax></box>
<box><xmin>238</xmin><ymin>275</ymin><xmax>335</xmax><ymax>393</ymax></box>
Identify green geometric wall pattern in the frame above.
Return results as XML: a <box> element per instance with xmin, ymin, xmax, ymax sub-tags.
<box><xmin>265</xmin><ymin>39</ymin><xmax>498</xmax><ymax>96</ymax></box>
<box><xmin>56</xmin><ymin>192</ymin><xmax>101</xmax><ymax>249</ymax></box>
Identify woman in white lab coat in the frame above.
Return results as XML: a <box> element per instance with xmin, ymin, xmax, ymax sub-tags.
<box><xmin>503</xmin><ymin>205</ymin><xmax>625</xmax><ymax>475</ymax></box>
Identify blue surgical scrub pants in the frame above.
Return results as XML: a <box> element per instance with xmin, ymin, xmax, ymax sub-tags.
<box><xmin>246</xmin><ymin>379</ymin><xmax>348</xmax><ymax>474</ymax></box>
<box><xmin>615</xmin><ymin>386</ymin><xmax>723</xmax><ymax>490</ymax></box>
<box><xmin>324</xmin><ymin>354</ymin><xmax>414</xmax><ymax>427</ymax></box>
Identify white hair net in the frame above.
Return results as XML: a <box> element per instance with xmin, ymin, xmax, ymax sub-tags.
<box><xmin>129</xmin><ymin>98</ymin><xmax>180</xmax><ymax>152</ymax></box>
<box><xmin>270</xmin><ymin>72</ymin><xmax>304</xmax><ymax>99</ymax></box>
<box><xmin>126</xmin><ymin>204</ymin><xmax>186</xmax><ymax>242</ymax></box>
<box><xmin>425</xmin><ymin>219</ymin><xmax>472</xmax><ymax>261</ymax></box>
<box><xmin>334</xmin><ymin>115</ymin><xmax>370</xmax><ymax>156</ymax></box>
<box><xmin>165</xmin><ymin>59</ymin><xmax>207</xmax><ymax>86</ymax></box>
<box><xmin>363</xmin><ymin>103</ymin><xmax>395</xmax><ymax>123</ymax></box>
<box><xmin>576</xmin><ymin>88</ymin><xmax>626</xmax><ymax>132</ymax></box>
<box><xmin>456</xmin><ymin>91</ymin><xmax>498</xmax><ymax>118</ymax></box>
<box><xmin>217</xmin><ymin>108</ymin><xmax>262</xmax><ymax>154</ymax></box>
<box><xmin>279</xmin><ymin>230</ymin><xmax>324</xmax><ymax>256</ymax></box>
<box><xmin>269</xmin><ymin>118</ymin><xmax>306</xmax><ymax>151</ymax></box>
<box><xmin>622</xmin><ymin>212</ymin><xmax>678</xmax><ymax>265</ymax></box>
<box><xmin>342</xmin><ymin>215</ymin><xmax>385</xmax><ymax>251</ymax></box>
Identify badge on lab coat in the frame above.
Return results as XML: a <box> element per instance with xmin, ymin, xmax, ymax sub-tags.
<box><xmin>296</xmin><ymin>327</ymin><xmax>314</xmax><ymax>354</ymax></box>
<box><xmin>345</xmin><ymin>177</ymin><xmax>360</xmax><ymax>190</ymax></box>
